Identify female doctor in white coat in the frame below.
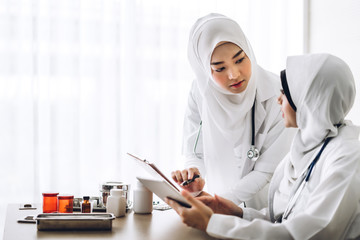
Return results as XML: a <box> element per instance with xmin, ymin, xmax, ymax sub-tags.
<box><xmin>166</xmin><ymin>53</ymin><xmax>360</xmax><ymax>239</ymax></box>
<box><xmin>171</xmin><ymin>13</ymin><xmax>293</xmax><ymax>209</ymax></box>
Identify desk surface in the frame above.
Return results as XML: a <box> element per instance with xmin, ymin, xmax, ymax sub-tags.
<box><xmin>3</xmin><ymin>204</ymin><xmax>218</xmax><ymax>240</ymax></box>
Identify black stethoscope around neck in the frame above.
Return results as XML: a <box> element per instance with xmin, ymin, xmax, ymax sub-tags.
<box><xmin>278</xmin><ymin>136</ymin><xmax>333</xmax><ymax>222</ymax></box>
<box><xmin>246</xmin><ymin>99</ymin><xmax>260</xmax><ymax>162</ymax></box>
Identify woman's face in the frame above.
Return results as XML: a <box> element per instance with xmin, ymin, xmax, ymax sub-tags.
<box><xmin>277</xmin><ymin>90</ymin><xmax>298</xmax><ymax>128</ymax></box>
<box><xmin>210</xmin><ymin>42</ymin><xmax>252</xmax><ymax>94</ymax></box>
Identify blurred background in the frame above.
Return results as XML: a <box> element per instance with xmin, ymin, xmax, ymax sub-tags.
<box><xmin>1</xmin><ymin>0</ymin><xmax>359</xmax><ymax>236</ymax></box>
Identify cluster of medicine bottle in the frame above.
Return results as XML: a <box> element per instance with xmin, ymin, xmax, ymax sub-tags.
<box><xmin>42</xmin><ymin>193</ymin><xmax>91</xmax><ymax>213</ymax></box>
<box><xmin>42</xmin><ymin>180</ymin><xmax>153</xmax><ymax>215</ymax></box>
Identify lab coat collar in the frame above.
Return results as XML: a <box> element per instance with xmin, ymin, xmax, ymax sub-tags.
<box><xmin>255</xmin><ymin>65</ymin><xmax>279</xmax><ymax>102</ymax></box>
<box><xmin>254</xmin><ymin>95</ymin><xmax>266</xmax><ymax>135</ymax></box>
<box><xmin>254</xmin><ymin>68</ymin><xmax>279</xmax><ymax>135</ymax></box>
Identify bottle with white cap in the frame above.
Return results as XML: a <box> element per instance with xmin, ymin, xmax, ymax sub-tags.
<box><xmin>106</xmin><ymin>189</ymin><xmax>126</xmax><ymax>217</ymax></box>
<box><xmin>133</xmin><ymin>180</ymin><xmax>153</xmax><ymax>214</ymax></box>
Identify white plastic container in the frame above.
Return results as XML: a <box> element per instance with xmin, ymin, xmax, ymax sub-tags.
<box><xmin>106</xmin><ymin>189</ymin><xmax>126</xmax><ymax>217</ymax></box>
<box><xmin>133</xmin><ymin>180</ymin><xmax>153</xmax><ymax>214</ymax></box>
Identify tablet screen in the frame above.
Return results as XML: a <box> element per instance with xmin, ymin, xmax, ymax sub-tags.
<box><xmin>136</xmin><ymin>177</ymin><xmax>191</xmax><ymax>208</ymax></box>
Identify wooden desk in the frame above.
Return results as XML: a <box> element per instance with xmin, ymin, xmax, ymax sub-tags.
<box><xmin>3</xmin><ymin>204</ymin><xmax>218</xmax><ymax>240</ymax></box>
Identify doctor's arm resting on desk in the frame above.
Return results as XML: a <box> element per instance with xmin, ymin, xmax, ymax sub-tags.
<box><xmin>167</xmin><ymin>54</ymin><xmax>360</xmax><ymax>240</ymax></box>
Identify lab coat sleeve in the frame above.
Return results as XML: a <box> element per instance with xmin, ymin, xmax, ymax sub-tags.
<box><xmin>220</xmin><ymin>171</ymin><xmax>272</xmax><ymax>204</ymax></box>
<box><xmin>206</xmin><ymin>141</ymin><xmax>360</xmax><ymax>240</ymax></box>
<box><xmin>242</xmin><ymin>207</ymin><xmax>270</xmax><ymax>221</ymax></box>
<box><xmin>182</xmin><ymin>81</ymin><xmax>206</xmax><ymax>176</ymax></box>
<box><xmin>207</xmin><ymin>214</ymin><xmax>292</xmax><ymax>240</ymax></box>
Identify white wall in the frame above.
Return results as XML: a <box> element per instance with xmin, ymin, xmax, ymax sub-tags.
<box><xmin>307</xmin><ymin>0</ymin><xmax>360</xmax><ymax>125</ymax></box>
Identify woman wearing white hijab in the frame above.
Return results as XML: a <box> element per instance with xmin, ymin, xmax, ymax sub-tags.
<box><xmin>166</xmin><ymin>53</ymin><xmax>360</xmax><ymax>239</ymax></box>
<box><xmin>171</xmin><ymin>13</ymin><xmax>293</xmax><ymax>209</ymax></box>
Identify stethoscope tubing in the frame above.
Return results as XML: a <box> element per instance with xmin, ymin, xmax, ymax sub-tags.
<box><xmin>281</xmin><ymin>137</ymin><xmax>332</xmax><ymax>221</ymax></box>
<box><xmin>193</xmin><ymin>98</ymin><xmax>259</xmax><ymax>161</ymax></box>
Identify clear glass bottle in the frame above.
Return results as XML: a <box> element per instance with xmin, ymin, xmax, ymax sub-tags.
<box><xmin>133</xmin><ymin>180</ymin><xmax>153</xmax><ymax>214</ymax></box>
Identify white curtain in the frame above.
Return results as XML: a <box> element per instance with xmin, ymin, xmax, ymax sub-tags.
<box><xmin>0</xmin><ymin>0</ymin><xmax>303</xmax><ymax>232</ymax></box>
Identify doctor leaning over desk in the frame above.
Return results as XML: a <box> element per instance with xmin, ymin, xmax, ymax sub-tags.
<box><xmin>171</xmin><ymin>13</ymin><xmax>295</xmax><ymax>210</ymax></box>
<box><xmin>166</xmin><ymin>53</ymin><xmax>360</xmax><ymax>240</ymax></box>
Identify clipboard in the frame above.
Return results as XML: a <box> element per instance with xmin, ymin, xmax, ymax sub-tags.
<box><xmin>127</xmin><ymin>153</ymin><xmax>180</xmax><ymax>191</ymax></box>
<box><xmin>136</xmin><ymin>177</ymin><xmax>191</xmax><ymax>208</ymax></box>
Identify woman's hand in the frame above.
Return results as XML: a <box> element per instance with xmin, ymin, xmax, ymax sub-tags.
<box><xmin>197</xmin><ymin>194</ymin><xmax>243</xmax><ymax>217</ymax></box>
<box><xmin>171</xmin><ymin>168</ymin><xmax>205</xmax><ymax>193</ymax></box>
<box><xmin>165</xmin><ymin>190</ymin><xmax>213</xmax><ymax>231</ymax></box>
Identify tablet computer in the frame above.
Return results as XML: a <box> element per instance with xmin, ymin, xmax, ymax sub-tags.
<box><xmin>127</xmin><ymin>153</ymin><xmax>180</xmax><ymax>191</ymax></box>
<box><xmin>136</xmin><ymin>176</ymin><xmax>192</xmax><ymax>208</ymax></box>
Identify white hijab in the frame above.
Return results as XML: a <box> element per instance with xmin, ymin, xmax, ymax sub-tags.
<box><xmin>188</xmin><ymin>13</ymin><xmax>259</xmax><ymax>146</ymax></box>
<box><xmin>284</xmin><ymin>54</ymin><xmax>356</xmax><ymax>180</ymax></box>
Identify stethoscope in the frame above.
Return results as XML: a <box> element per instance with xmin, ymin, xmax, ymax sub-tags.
<box><xmin>193</xmin><ymin>99</ymin><xmax>259</xmax><ymax>162</ymax></box>
<box><xmin>278</xmin><ymin>137</ymin><xmax>333</xmax><ymax>222</ymax></box>
<box><xmin>246</xmin><ymin>99</ymin><xmax>259</xmax><ymax>162</ymax></box>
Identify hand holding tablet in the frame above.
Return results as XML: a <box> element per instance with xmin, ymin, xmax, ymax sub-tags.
<box><xmin>136</xmin><ymin>177</ymin><xmax>192</xmax><ymax>208</ymax></box>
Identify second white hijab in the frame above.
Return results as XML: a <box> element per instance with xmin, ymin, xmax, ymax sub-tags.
<box><xmin>284</xmin><ymin>53</ymin><xmax>356</xmax><ymax>180</ymax></box>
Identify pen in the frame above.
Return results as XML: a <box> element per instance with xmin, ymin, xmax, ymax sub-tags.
<box><xmin>181</xmin><ymin>174</ymin><xmax>200</xmax><ymax>186</ymax></box>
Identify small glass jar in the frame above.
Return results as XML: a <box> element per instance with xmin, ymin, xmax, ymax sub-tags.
<box><xmin>57</xmin><ymin>195</ymin><xmax>74</xmax><ymax>213</ymax></box>
<box><xmin>81</xmin><ymin>196</ymin><xmax>91</xmax><ymax>213</ymax></box>
<box><xmin>42</xmin><ymin>192</ymin><xmax>59</xmax><ymax>213</ymax></box>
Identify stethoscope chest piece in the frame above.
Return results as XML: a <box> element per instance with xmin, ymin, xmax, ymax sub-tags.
<box><xmin>247</xmin><ymin>145</ymin><xmax>259</xmax><ymax>162</ymax></box>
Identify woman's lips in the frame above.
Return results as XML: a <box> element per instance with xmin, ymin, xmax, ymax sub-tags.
<box><xmin>230</xmin><ymin>80</ymin><xmax>245</xmax><ymax>88</ymax></box>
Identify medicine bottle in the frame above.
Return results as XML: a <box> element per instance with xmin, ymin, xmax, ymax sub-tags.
<box><xmin>106</xmin><ymin>189</ymin><xmax>126</xmax><ymax>217</ymax></box>
<box><xmin>42</xmin><ymin>192</ymin><xmax>59</xmax><ymax>213</ymax></box>
<box><xmin>133</xmin><ymin>180</ymin><xmax>153</xmax><ymax>214</ymax></box>
<box><xmin>81</xmin><ymin>196</ymin><xmax>91</xmax><ymax>213</ymax></box>
<box><xmin>57</xmin><ymin>194</ymin><xmax>74</xmax><ymax>213</ymax></box>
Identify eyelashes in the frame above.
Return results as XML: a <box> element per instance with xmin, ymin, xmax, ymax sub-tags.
<box><xmin>214</xmin><ymin>57</ymin><xmax>245</xmax><ymax>72</ymax></box>
<box><xmin>235</xmin><ymin>57</ymin><xmax>245</xmax><ymax>64</ymax></box>
<box><xmin>215</xmin><ymin>67</ymin><xmax>225</xmax><ymax>72</ymax></box>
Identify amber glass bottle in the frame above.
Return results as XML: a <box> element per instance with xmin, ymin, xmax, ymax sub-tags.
<box><xmin>57</xmin><ymin>195</ymin><xmax>74</xmax><ymax>213</ymax></box>
<box><xmin>42</xmin><ymin>192</ymin><xmax>59</xmax><ymax>213</ymax></box>
<box><xmin>81</xmin><ymin>196</ymin><xmax>91</xmax><ymax>213</ymax></box>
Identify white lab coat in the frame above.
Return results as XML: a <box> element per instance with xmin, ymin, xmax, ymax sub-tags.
<box><xmin>206</xmin><ymin>54</ymin><xmax>360</xmax><ymax>239</ymax></box>
<box><xmin>183</xmin><ymin>70</ymin><xmax>294</xmax><ymax>209</ymax></box>
<box><xmin>206</xmin><ymin>123</ymin><xmax>360</xmax><ymax>240</ymax></box>
<box><xmin>183</xmin><ymin>14</ymin><xmax>294</xmax><ymax>210</ymax></box>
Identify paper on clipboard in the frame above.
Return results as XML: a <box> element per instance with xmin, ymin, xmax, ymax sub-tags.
<box><xmin>127</xmin><ymin>153</ymin><xmax>180</xmax><ymax>191</ymax></box>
